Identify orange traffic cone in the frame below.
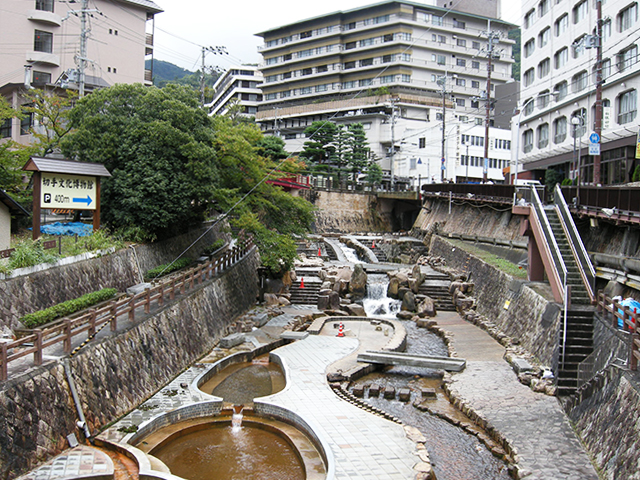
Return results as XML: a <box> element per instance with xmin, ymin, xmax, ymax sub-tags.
<box><xmin>318</xmin><ymin>247</ymin><xmax>322</xmax><ymax>257</ymax></box>
<box><xmin>372</xmin><ymin>240</ymin><xmax>376</xmax><ymax>249</ymax></box>
<box><xmin>300</xmin><ymin>278</ymin><xmax>305</xmax><ymax>289</ymax></box>
<box><xmin>337</xmin><ymin>322</ymin><xmax>345</xmax><ymax>337</ymax></box>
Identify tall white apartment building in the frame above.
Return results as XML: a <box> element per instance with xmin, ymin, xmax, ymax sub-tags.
<box><xmin>207</xmin><ymin>66</ymin><xmax>264</xmax><ymax>117</ymax></box>
<box><xmin>0</xmin><ymin>0</ymin><xmax>162</xmax><ymax>144</ymax></box>
<box><xmin>516</xmin><ymin>0</ymin><xmax>640</xmax><ymax>185</ymax></box>
<box><xmin>254</xmin><ymin>0</ymin><xmax>516</xmax><ymax>183</ymax></box>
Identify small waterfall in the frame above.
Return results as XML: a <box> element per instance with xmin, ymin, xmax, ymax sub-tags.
<box><xmin>363</xmin><ymin>274</ymin><xmax>401</xmax><ymax>319</ymax></box>
<box><xmin>339</xmin><ymin>244</ymin><xmax>364</xmax><ymax>264</ymax></box>
<box><xmin>231</xmin><ymin>404</ymin><xmax>244</xmax><ymax>432</ymax></box>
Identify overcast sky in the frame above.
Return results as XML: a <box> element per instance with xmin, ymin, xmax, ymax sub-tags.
<box><xmin>153</xmin><ymin>0</ymin><xmax>521</xmax><ymax>72</ymax></box>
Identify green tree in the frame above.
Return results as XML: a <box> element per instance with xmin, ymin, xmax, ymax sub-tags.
<box><xmin>509</xmin><ymin>29</ymin><xmax>521</xmax><ymax>81</ymax></box>
<box><xmin>255</xmin><ymin>135</ymin><xmax>289</xmax><ymax>161</ymax></box>
<box><xmin>22</xmin><ymin>90</ymin><xmax>76</xmax><ymax>157</ymax></box>
<box><xmin>0</xmin><ymin>97</ymin><xmax>31</xmax><ymax>206</ymax></box>
<box><xmin>301</xmin><ymin>121</ymin><xmax>338</xmax><ymax>165</ymax></box>
<box><xmin>365</xmin><ymin>162</ymin><xmax>383</xmax><ymax>188</ymax></box>
<box><xmin>345</xmin><ymin>123</ymin><xmax>371</xmax><ymax>183</ymax></box>
<box><xmin>62</xmin><ymin>83</ymin><xmax>218</xmax><ymax>240</ymax></box>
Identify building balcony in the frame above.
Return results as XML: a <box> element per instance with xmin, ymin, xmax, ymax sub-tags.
<box><xmin>26</xmin><ymin>51</ymin><xmax>59</xmax><ymax>66</ymax></box>
<box><xmin>28</xmin><ymin>9</ymin><xmax>62</xmax><ymax>26</ymax></box>
<box><xmin>144</xmin><ymin>69</ymin><xmax>153</xmax><ymax>85</ymax></box>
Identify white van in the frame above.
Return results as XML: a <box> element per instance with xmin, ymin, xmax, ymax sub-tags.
<box><xmin>514</xmin><ymin>179</ymin><xmax>542</xmax><ymax>186</ymax></box>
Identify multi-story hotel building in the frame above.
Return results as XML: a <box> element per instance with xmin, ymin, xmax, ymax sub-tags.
<box><xmin>254</xmin><ymin>0</ymin><xmax>516</xmax><ymax>183</ymax></box>
<box><xmin>0</xmin><ymin>0</ymin><xmax>162</xmax><ymax>144</ymax></box>
<box><xmin>516</xmin><ymin>0</ymin><xmax>639</xmax><ymax>185</ymax></box>
<box><xmin>207</xmin><ymin>66</ymin><xmax>264</xmax><ymax>117</ymax></box>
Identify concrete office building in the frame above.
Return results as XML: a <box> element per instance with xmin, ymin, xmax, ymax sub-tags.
<box><xmin>254</xmin><ymin>0</ymin><xmax>516</xmax><ymax>183</ymax></box>
<box><xmin>516</xmin><ymin>0</ymin><xmax>640</xmax><ymax>185</ymax></box>
<box><xmin>207</xmin><ymin>66</ymin><xmax>264</xmax><ymax>117</ymax></box>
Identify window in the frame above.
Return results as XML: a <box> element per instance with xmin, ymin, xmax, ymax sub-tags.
<box><xmin>524</xmin><ymin>9</ymin><xmax>536</xmax><ymax>28</ymax></box>
<box><xmin>315</xmin><ymin>84</ymin><xmax>328</xmax><ymax>92</ymax></box>
<box><xmin>20</xmin><ymin>109</ymin><xmax>33</xmax><ymax>135</ymax></box>
<box><xmin>471</xmin><ymin>100</ymin><xmax>479</xmax><ymax>108</ymax></box>
<box><xmin>618</xmin><ymin>45</ymin><xmax>638</xmax><ymax>72</ymax></box>
<box><xmin>316</xmin><ymin>46</ymin><xmax>325</xmax><ymax>55</ymax></box>
<box><xmin>300</xmin><ymin>30</ymin><xmax>312</xmax><ymax>39</ymax></box>
<box><xmin>523</xmin><ymin>129</ymin><xmax>534</xmax><ymax>152</ymax></box>
<box><xmin>456</xmin><ymin>58</ymin><xmax>466</xmax><ymax>67</ymax></box>
<box><xmin>572</xmin><ymin>70</ymin><xmax>588</xmax><ymax>92</ymax></box>
<box><xmin>456</xmin><ymin>98</ymin><xmax>465</xmax><ymax>107</ymax></box>
<box><xmin>538</xmin><ymin>27</ymin><xmax>550</xmax><ymax>47</ymax></box>
<box><xmin>524</xmin><ymin>39</ymin><xmax>536</xmax><ymax>57</ymax></box>
<box><xmin>35</xmin><ymin>0</ymin><xmax>54</xmax><ymax>12</ymax></box>
<box><xmin>0</xmin><ymin>119</ymin><xmax>11</xmax><ymax>138</ymax></box>
<box><xmin>433</xmin><ymin>54</ymin><xmax>446</xmax><ymax>65</ymax></box>
<box><xmin>524</xmin><ymin>98</ymin><xmax>535</xmax><ymax>115</ymax></box>
<box><xmin>432</xmin><ymin>15</ymin><xmax>443</xmax><ymax>26</ymax></box>
<box><xmin>555</xmin><ymin>81</ymin><xmax>568</xmax><ymax>100</ymax></box>
<box><xmin>342</xmin><ymin>81</ymin><xmax>356</xmax><ymax>89</ymax></box>
<box><xmin>401</xmin><ymin>74</ymin><xmax>411</xmax><ymax>83</ymax></box>
<box><xmin>419</xmin><ymin>137</ymin><xmax>426</xmax><ymax>148</ymax></box>
<box><xmin>398</xmin><ymin>33</ymin><xmax>412</xmax><ymax>41</ymax></box>
<box><xmin>317</xmin><ymin>65</ymin><xmax>328</xmax><ymax>73</ymax></box>
<box><xmin>554</xmin><ymin>47</ymin><xmax>568</xmax><ymax>68</ymax></box>
<box><xmin>360</xmin><ymin>58</ymin><xmax>373</xmax><ymax>67</ymax></box>
<box><xmin>453</xmin><ymin>19</ymin><xmax>466</xmax><ymax>29</ymax></box>
<box><xmin>555</xmin><ymin>14</ymin><xmax>568</xmax><ymax>35</ymax></box>
<box><xmin>383</xmin><ymin>33</ymin><xmax>394</xmax><ymax>42</ymax></box>
<box><xmin>602</xmin><ymin>58</ymin><xmax>611</xmax><ymax>79</ymax></box>
<box><xmin>282</xmin><ymin>72</ymin><xmax>291</xmax><ymax>79</ymax></box>
<box><xmin>573</xmin><ymin>0</ymin><xmax>588</xmax><ymax>23</ymax></box>
<box><xmin>618</xmin><ymin>89</ymin><xmax>637</xmax><ymax>123</ymax></box>
<box><xmin>538</xmin><ymin>90</ymin><xmax>551</xmax><ymax>108</ymax></box>
<box><xmin>265</xmin><ymin>93</ymin><xmax>277</xmax><ymax>100</ymax></box>
<box><xmin>344</xmin><ymin>61</ymin><xmax>356</xmax><ymax>69</ymax></box>
<box><xmin>280</xmin><ymin>90</ymin><xmax>291</xmax><ymax>98</ymax></box>
<box><xmin>538</xmin><ymin>58</ymin><xmax>550</xmax><ymax>77</ymax></box>
<box><xmin>471</xmin><ymin>80</ymin><xmax>480</xmax><ymax>88</ymax></box>
<box><xmin>539</xmin><ymin>0</ymin><xmax>549</xmax><ymax>16</ymax></box>
<box><xmin>571</xmin><ymin>109</ymin><xmax>587</xmax><ymax>137</ymax></box>
<box><xmin>437</xmin><ymin>35</ymin><xmax>447</xmax><ymax>43</ymax></box>
<box><xmin>537</xmin><ymin>123</ymin><xmax>549</xmax><ymax>148</ymax></box>
<box><xmin>472</xmin><ymin>60</ymin><xmax>480</xmax><ymax>69</ymax></box>
<box><xmin>472</xmin><ymin>41</ymin><xmax>481</xmax><ymax>49</ymax></box>
<box><xmin>300</xmin><ymin>86</ymin><xmax>312</xmax><ymax>95</ymax></box>
<box><xmin>360</xmin><ymin>38</ymin><xmax>374</xmax><ymax>47</ymax></box>
<box><xmin>457</xmin><ymin>38</ymin><xmax>467</xmax><ymax>47</ymax></box>
<box><xmin>618</xmin><ymin>3</ymin><xmax>638</xmax><ymax>32</ymax></box>
<box><xmin>553</xmin><ymin>117</ymin><xmax>567</xmax><ymax>143</ymax></box>
<box><xmin>523</xmin><ymin>68</ymin><xmax>535</xmax><ymax>87</ymax></box>
<box><xmin>400</xmin><ymin>53</ymin><xmax>411</xmax><ymax>61</ymax></box>
<box><xmin>284</xmin><ymin>133</ymin><xmax>296</xmax><ymax>140</ymax></box>
<box><xmin>381</xmin><ymin>75</ymin><xmax>394</xmax><ymax>84</ymax></box>
<box><xmin>456</xmin><ymin>78</ymin><xmax>466</xmax><ymax>86</ymax></box>
<box><xmin>359</xmin><ymin>78</ymin><xmax>373</xmax><ymax>87</ymax></box>
<box><xmin>345</xmin><ymin>22</ymin><xmax>356</xmax><ymax>30</ymax></box>
<box><xmin>32</xmin><ymin>70</ymin><xmax>51</xmax><ymax>85</ymax></box>
<box><xmin>345</xmin><ymin>41</ymin><xmax>357</xmax><ymax>50</ymax></box>
<box><xmin>301</xmin><ymin>68</ymin><xmax>312</xmax><ymax>76</ymax></box>
<box><xmin>266</xmin><ymin>57</ymin><xmax>278</xmax><ymax>65</ymax></box>
<box><xmin>382</xmin><ymin>54</ymin><xmax>393</xmax><ymax>63</ymax></box>
<box><xmin>417</xmin><ymin>11</ymin><xmax>431</xmax><ymax>23</ymax></box>
<box><xmin>283</xmin><ymin>53</ymin><xmax>292</xmax><ymax>61</ymax></box>
<box><xmin>34</xmin><ymin>30</ymin><xmax>53</xmax><ymax>53</ymax></box>
<box><xmin>602</xmin><ymin>19</ymin><xmax>612</xmax><ymax>42</ymax></box>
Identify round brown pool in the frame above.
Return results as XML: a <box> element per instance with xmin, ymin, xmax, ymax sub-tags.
<box><xmin>150</xmin><ymin>420</ymin><xmax>305</xmax><ymax>480</ymax></box>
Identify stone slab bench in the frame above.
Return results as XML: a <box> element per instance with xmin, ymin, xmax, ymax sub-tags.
<box><xmin>357</xmin><ymin>350</ymin><xmax>466</xmax><ymax>372</ymax></box>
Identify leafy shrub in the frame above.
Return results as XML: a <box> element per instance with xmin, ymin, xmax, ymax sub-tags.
<box><xmin>7</xmin><ymin>240</ymin><xmax>59</xmax><ymax>270</ymax></box>
<box><xmin>20</xmin><ymin>288</ymin><xmax>118</xmax><ymax>329</ymax></box>
<box><xmin>203</xmin><ymin>239</ymin><xmax>225</xmax><ymax>255</ymax></box>
<box><xmin>561</xmin><ymin>178</ymin><xmax>573</xmax><ymax>186</ymax></box>
<box><xmin>115</xmin><ymin>225</ymin><xmax>157</xmax><ymax>243</ymax></box>
<box><xmin>144</xmin><ymin>258</ymin><xmax>192</xmax><ymax>281</ymax></box>
<box><xmin>633</xmin><ymin>165</ymin><xmax>640</xmax><ymax>183</ymax></box>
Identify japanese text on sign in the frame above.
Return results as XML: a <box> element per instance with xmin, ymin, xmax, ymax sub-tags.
<box><xmin>41</xmin><ymin>173</ymin><xmax>97</xmax><ymax>210</ymax></box>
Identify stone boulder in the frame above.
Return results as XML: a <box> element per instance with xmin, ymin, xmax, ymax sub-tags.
<box><xmin>328</xmin><ymin>291</ymin><xmax>341</xmax><ymax>310</ymax></box>
<box><xmin>387</xmin><ymin>277</ymin><xmax>400</xmax><ymax>298</ymax></box>
<box><xmin>264</xmin><ymin>293</ymin><xmax>279</xmax><ymax>306</ymax></box>
<box><xmin>317</xmin><ymin>295</ymin><xmax>329</xmax><ymax>310</ymax></box>
<box><xmin>336</xmin><ymin>267</ymin><xmax>353</xmax><ymax>282</ymax></box>
<box><xmin>401</xmin><ymin>291</ymin><xmax>416</xmax><ymax>312</ymax></box>
<box><xmin>349</xmin><ymin>263</ymin><xmax>368</xmax><ymax>300</ymax></box>
<box><xmin>417</xmin><ymin>296</ymin><xmax>436</xmax><ymax>317</ymax></box>
<box><xmin>344</xmin><ymin>304</ymin><xmax>366</xmax><ymax>316</ymax></box>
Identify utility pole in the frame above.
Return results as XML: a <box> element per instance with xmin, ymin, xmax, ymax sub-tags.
<box><xmin>389</xmin><ymin>98</ymin><xmax>397</xmax><ymax>190</ymax></box>
<box><xmin>480</xmin><ymin>21</ymin><xmax>502</xmax><ymax>183</ymax></box>
<box><xmin>437</xmin><ymin>75</ymin><xmax>448</xmax><ymax>182</ymax></box>
<box><xmin>62</xmin><ymin>0</ymin><xmax>98</xmax><ymax>97</ymax></box>
<box><xmin>593</xmin><ymin>0</ymin><xmax>603</xmax><ymax>185</ymax></box>
<box><xmin>200</xmin><ymin>46</ymin><xmax>228</xmax><ymax>107</ymax></box>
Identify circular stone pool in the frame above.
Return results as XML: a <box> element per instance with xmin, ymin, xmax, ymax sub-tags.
<box><xmin>147</xmin><ymin>418</ymin><xmax>306</xmax><ymax>480</ymax></box>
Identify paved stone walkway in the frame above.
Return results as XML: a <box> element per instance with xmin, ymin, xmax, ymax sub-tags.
<box><xmin>437</xmin><ymin>312</ymin><xmax>600</xmax><ymax>480</ymax></box>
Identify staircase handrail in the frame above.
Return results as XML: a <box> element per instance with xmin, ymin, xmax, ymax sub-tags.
<box><xmin>531</xmin><ymin>186</ymin><xmax>568</xmax><ymax>300</ymax></box>
<box><xmin>554</xmin><ymin>184</ymin><xmax>596</xmax><ymax>302</ymax></box>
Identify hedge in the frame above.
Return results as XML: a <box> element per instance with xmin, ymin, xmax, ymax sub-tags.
<box><xmin>144</xmin><ymin>258</ymin><xmax>192</xmax><ymax>281</ymax></box>
<box><xmin>20</xmin><ymin>288</ymin><xmax>118</xmax><ymax>329</ymax></box>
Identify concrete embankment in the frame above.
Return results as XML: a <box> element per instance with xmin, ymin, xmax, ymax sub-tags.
<box><xmin>0</xmin><ymin>247</ymin><xmax>259</xmax><ymax>479</ymax></box>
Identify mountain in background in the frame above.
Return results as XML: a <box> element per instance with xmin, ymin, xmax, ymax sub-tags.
<box><xmin>145</xmin><ymin>59</ymin><xmax>194</xmax><ymax>86</ymax></box>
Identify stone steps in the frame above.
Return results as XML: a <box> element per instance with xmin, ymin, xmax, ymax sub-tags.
<box><xmin>556</xmin><ymin>309</ymin><xmax>595</xmax><ymax>396</ymax></box>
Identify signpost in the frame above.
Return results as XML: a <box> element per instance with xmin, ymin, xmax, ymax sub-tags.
<box><xmin>23</xmin><ymin>157</ymin><xmax>111</xmax><ymax>240</ymax></box>
<box><xmin>589</xmin><ymin>132</ymin><xmax>600</xmax><ymax>156</ymax></box>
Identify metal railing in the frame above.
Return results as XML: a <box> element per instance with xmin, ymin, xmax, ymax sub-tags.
<box><xmin>0</xmin><ymin>238</ymin><xmax>254</xmax><ymax>381</ymax></box>
<box><xmin>596</xmin><ymin>291</ymin><xmax>639</xmax><ymax>371</ymax></box>
<box><xmin>554</xmin><ymin>184</ymin><xmax>596</xmax><ymax>302</ymax></box>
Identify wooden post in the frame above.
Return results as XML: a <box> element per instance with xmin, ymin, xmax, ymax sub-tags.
<box><xmin>34</xmin><ymin>330</ymin><xmax>43</xmax><ymax>366</ymax></box>
<box><xmin>32</xmin><ymin>171</ymin><xmax>42</xmax><ymax>240</ymax></box>
<box><xmin>93</xmin><ymin>177</ymin><xmax>101</xmax><ymax>232</ymax></box>
<box><xmin>63</xmin><ymin>319</ymin><xmax>72</xmax><ymax>353</ymax></box>
<box><xmin>88</xmin><ymin>309</ymin><xmax>96</xmax><ymax>338</ymax></box>
<box><xmin>144</xmin><ymin>288</ymin><xmax>151</xmax><ymax>314</ymax></box>
<box><xmin>1</xmin><ymin>343</ymin><xmax>8</xmax><ymax>381</ymax></box>
<box><xmin>158</xmin><ymin>284</ymin><xmax>164</xmax><ymax>307</ymax></box>
<box><xmin>170</xmin><ymin>279</ymin><xmax>176</xmax><ymax>300</ymax></box>
<box><xmin>128</xmin><ymin>296</ymin><xmax>135</xmax><ymax>322</ymax></box>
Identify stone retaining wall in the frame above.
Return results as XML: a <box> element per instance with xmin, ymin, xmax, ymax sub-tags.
<box><xmin>0</xmin><ymin>248</ymin><xmax>259</xmax><ymax>479</ymax></box>
<box><xmin>563</xmin><ymin>366</ymin><xmax>640</xmax><ymax>480</ymax></box>
<box><xmin>431</xmin><ymin>236</ymin><xmax>560</xmax><ymax>366</ymax></box>
<box><xmin>307</xmin><ymin>191</ymin><xmax>389</xmax><ymax>233</ymax></box>
<box><xmin>0</xmin><ymin>223</ymin><xmax>226</xmax><ymax>329</ymax></box>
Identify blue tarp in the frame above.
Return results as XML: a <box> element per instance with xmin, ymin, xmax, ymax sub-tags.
<box><xmin>617</xmin><ymin>298</ymin><xmax>640</xmax><ymax>329</ymax></box>
<box><xmin>38</xmin><ymin>222</ymin><xmax>94</xmax><ymax>237</ymax></box>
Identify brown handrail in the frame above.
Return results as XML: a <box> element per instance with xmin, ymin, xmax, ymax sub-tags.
<box><xmin>0</xmin><ymin>237</ymin><xmax>254</xmax><ymax>381</ymax></box>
